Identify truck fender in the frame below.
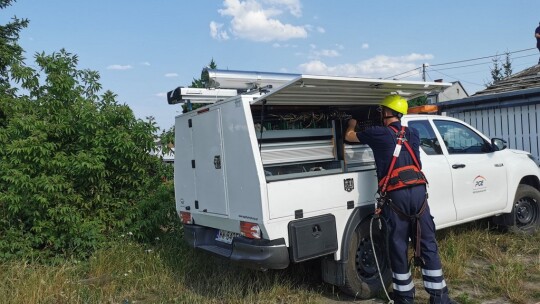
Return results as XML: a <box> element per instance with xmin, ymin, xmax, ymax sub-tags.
<box><xmin>340</xmin><ymin>204</ymin><xmax>378</xmax><ymax>261</ymax></box>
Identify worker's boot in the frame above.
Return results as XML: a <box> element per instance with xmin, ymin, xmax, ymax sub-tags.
<box><xmin>390</xmin><ymin>292</ymin><xmax>414</xmax><ymax>304</ymax></box>
<box><xmin>428</xmin><ymin>294</ymin><xmax>456</xmax><ymax>304</ymax></box>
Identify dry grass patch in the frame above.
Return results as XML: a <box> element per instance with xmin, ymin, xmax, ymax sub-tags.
<box><xmin>0</xmin><ymin>222</ymin><xmax>538</xmax><ymax>304</ymax></box>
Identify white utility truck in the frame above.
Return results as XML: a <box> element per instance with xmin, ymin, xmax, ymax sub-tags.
<box><xmin>169</xmin><ymin>69</ymin><xmax>540</xmax><ymax>298</ymax></box>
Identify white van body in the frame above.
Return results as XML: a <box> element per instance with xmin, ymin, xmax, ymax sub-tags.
<box><xmin>173</xmin><ymin>71</ymin><xmax>540</xmax><ymax>298</ymax></box>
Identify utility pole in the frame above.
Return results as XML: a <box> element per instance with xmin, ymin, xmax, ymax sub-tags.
<box><xmin>422</xmin><ymin>63</ymin><xmax>427</xmax><ymax>82</ymax></box>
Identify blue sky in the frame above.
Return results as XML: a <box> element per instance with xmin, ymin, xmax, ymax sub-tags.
<box><xmin>3</xmin><ymin>0</ymin><xmax>540</xmax><ymax>130</ymax></box>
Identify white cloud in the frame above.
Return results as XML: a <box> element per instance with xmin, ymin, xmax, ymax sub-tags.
<box><xmin>107</xmin><ymin>64</ymin><xmax>133</xmax><ymax>70</ymax></box>
<box><xmin>361</xmin><ymin>43</ymin><xmax>369</xmax><ymax>49</ymax></box>
<box><xmin>210</xmin><ymin>21</ymin><xmax>230</xmax><ymax>41</ymax></box>
<box><xmin>165</xmin><ymin>73</ymin><xmax>178</xmax><ymax>77</ymax></box>
<box><xmin>314</xmin><ymin>49</ymin><xmax>340</xmax><ymax>58</ymax></box>
<box><xmin>263</xmin><ymin>0</ymin><xmax>302</xmax><ymax>17</ymax></box>
<box><xmin>155</xmin><ymin>92</ymin><xmax>167</xmax><ymax>98</ymax></box>
<box><xmin>298</xmin><ymin>53</ymin><xmax>434</xmax><ymax>79</ymax></box>
<box><xmin>141</xmin><ymin>61</ymin><xmax>151</xmax><ymax>66</ymax></box>
<box><xmin>316</xmin><ymin>26</ymin><xmax>325</xmax><ymax>33</ymax></box>
<box><xmin>272</xmin><ymin>43</ymin><xmax>297</xmax><ymax>48</ymax></box>
<box><xmin>217</xmin><ymin>0</ymin><xmax>307</xmax><ymax>42</ymax></box>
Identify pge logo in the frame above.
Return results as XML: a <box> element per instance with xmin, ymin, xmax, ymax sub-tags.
<box><xmin>473</xmin><ymin>175</ymin><xmax>487</xmax><ymax>193</ymax></box>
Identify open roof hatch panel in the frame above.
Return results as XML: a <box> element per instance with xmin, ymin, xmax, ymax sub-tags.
<box><xmin>251</xmin><ymin>75</ymin><xmax>452</xmax><ymax>106</ymax></box>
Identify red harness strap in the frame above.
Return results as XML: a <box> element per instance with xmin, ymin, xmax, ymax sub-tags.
<box><xmin>378</xmin><ymin>125</ymin><xmax>427</xmax><ymax>194</ymax></box>
<box><xmin>377</xmin><ymin>125</ymin><xmax>429</xmax><ymax>266</ymax></box>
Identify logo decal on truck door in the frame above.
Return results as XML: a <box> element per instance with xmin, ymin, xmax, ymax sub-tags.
<box><xmin>473</xmin><ymin>175</ymin><xmax>487</xmax><ymax>193</ymax></box>
<box><xmin>344</xmin><ymin>178</ymin><xmax>354</xmax><ymax>192</ymax></box>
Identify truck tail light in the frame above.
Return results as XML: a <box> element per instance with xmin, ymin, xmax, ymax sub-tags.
<box><xmin>179</xmin><ymin>211</ymin><xmax>192</xmax><ymax>224</ymax></box>
<box><xmin>240</xmin><ymin>221</ymin><xmax>261</xmax><ymax>239</ymax></box>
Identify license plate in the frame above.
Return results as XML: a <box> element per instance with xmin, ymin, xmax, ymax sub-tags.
<box><xmin>216</xmin><ymin>230</ymin><xmax>241</xmax><ymax>244</ymax></box>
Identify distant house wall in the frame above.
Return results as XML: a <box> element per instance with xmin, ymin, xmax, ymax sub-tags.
<box><xmin>427</xmin><ymin>82</ymin><xmax>469</xmax><ymax>104</ymax></box>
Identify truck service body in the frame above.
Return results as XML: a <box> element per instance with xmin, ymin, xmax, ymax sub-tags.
<box><xmin>171</xmin><ymin>70</ymin><xmax>540</xmax><ymax>298</ymax></box>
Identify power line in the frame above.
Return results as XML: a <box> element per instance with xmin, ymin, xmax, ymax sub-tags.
<box><xmin>383</xmin><ymin>47</ymin><xmax>539</xmax><ymax>85</ymax></box>
<box><xmin>428</xmin><ymin>52</ymin><xmax>538</xmax><ymax>72</ymax></box>
<box><xmin>393</xmin><ymin>69</ymin><xmax>422</xmax><ymax>80</ymax></box>
<box><xmin>430</xmin><ymin>69</ymin><xmax>484</xmax><ymax>86</ymax></box>
<box><xmin>384</xmin><ymin>66</ymin><xmax>421</xmax><ymax>80</ymax></box>
<box><xmin>429</xmin><ymin>47</ymin><xmax>536</xmax><ymax>67</ymax></box>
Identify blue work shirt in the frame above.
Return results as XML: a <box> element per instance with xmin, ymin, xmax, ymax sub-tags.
<box><xmin>536</xmin><ymin>25</ymin><xmax>540</xmax><ymax>48</ymax></box>
<box><xmin>355</xmin><ymin>121</ymin><xmax>422</xmax><ymax>181</ymax></box>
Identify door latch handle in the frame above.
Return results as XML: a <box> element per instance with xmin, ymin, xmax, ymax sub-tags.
<box><xmin>213</xmin><ymin>155</ymin><xmax>221</xmax><ymax>169</ymax></box>
<box><xmin>452</xmin><ymin>164</ymin><xmax>466</xmax><ymax>169</ymax></box>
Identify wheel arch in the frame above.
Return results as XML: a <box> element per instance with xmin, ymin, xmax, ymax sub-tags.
<box><xmin>519</xmin><ymin>175</ymin><xmax>540</xmax><ymax>191</ymax></box>
<box><xmin>340</xmin><ymin>204</ymin><xmax>376</xmax><ymax>262</ymax></box>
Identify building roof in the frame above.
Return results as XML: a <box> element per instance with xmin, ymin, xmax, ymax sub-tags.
<box><xmin>474</xmin><ymin>64</ymin><xmax>540</xmax><ymax>96</ymax></box>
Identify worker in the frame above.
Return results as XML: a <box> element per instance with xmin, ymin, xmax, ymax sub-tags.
<box><xmin>534</xmin><ymin>23</ymin><xmax>540</xmax><ymax>64</ymax></box>
<box><xmin>345</xmin><ymin>95</ymin><xmax>453</xmax><ymax>304</ymax></box>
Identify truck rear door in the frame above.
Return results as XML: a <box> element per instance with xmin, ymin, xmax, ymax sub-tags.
<box><xmin>191</xmin><ymin>109</ymin><xmax>229</xmax><ymax>216</ymax></box>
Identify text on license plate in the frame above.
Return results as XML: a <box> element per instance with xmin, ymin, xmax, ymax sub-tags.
<box><xmin>216</xmin><ymin>230</ymin><xmax>241</xmax><ymax>244</ymax></box>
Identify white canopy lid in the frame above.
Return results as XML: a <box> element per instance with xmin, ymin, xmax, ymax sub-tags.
<box><xmin>251</xmin><ymin>75</ymin><xmax>451</xmax><ymax>106</ymax></box>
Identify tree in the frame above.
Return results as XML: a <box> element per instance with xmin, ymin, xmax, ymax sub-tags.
<box><xmin>408</xmin><ymin>96</ymin><xmax>428</xmax><ymax>107</ymax></box>
<box><xmin>190</xmin><ymin>58</ymin><xmax>217</xmax><ymax>88</ymax></box>
<box><xmin>489</xmin><ymin>54</ymin><xmax>503</xmax><ymax>86</ymax></box>
<box><xmin>503</xmin><ymin>52</ymin><xmax>512</xmax><ymax>78</ymax></box>
<box><xmin>0</xmin><ymin>0</ymin><xmax>29</xmax><ymax>95</ymax></box>
<box><xmin>486</xmin><ymin>52</ymin><xmax>512</xmax><ymax>87</ymax></box>
<box><xmin>182</xmin><ymin>58</ymin><xmax>218</xmax><ymax>113</ymax></box>
<box><xmin>0</xmin><ymin>1</ymin><xmax>177</xmax><ymax>261</ymax></box>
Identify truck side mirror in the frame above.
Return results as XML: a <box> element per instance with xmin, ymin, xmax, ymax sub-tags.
<box><xmin>491</xmin><ymin>138</ymin><xmax>507</xmax><ymax>151</ymax></box>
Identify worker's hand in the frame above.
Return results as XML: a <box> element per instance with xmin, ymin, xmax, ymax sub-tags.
<box><xmin>345</xmin><ymin>119</ymin><xmax>360</xmax><ymax>143</ymax></box>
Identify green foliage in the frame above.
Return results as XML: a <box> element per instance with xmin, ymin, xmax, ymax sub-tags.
<box><xmin>190</xmin><ymin>58</ymin><xmax>217</xmax><ymax>88</ymax></box>
<box><xmin>182</xmin><ymin>58</ymin><xmax>218</xmax><ymax>113</ymax></box>
<box><xmin>159</xmin><ymin>126</ymin><xmax>175</xmax><ymax>154</ymax></box>
<box><xmin>0</xmin><ymin>2</ymin><xmax>176</xmax><ymax>262</ymax></box>
<box><xmin>502</xmin><ymin>52</ymin><xmax>512</xmax><ymax>78</ymax></box>
<box><xmin>408</xmin><ymin>95</ymin><xmax>427</xmax><ymax>107</ymax></box>
<box><xmin>487</xmin><ymin>52</ymin><xmax>512</xmax><ymax>87</ymax></box>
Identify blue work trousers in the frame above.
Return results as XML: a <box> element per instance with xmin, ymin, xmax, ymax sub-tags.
<box><xmin>382</xmin><ymin>185</ymin><xmax>452</xmax><ymax>304</ymax></box>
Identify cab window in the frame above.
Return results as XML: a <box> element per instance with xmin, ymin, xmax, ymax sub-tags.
<box><xmin>408</xmin><ymin>120</ymin><xmax>443</xmax><ymax>155</ymax></box>
<box><xmin>433</xmin><ymin>120</ymin><xmax>491</xmax><ymax>154</ymax></box>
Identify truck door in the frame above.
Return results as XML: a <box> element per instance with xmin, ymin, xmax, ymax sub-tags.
<box><xmin>433</xmin><ymin>119</ymin><xmax>508</xmax><ymax>221</ymax></box>
<box><xmin>191</xmin><ymin>109</ymin><xmax>229</xmax><ymax>216</ymax></box>
<box><xmin>407</xmin><ymin>119</ymin><xmax>456</xmax><ymax>227</ymax></box>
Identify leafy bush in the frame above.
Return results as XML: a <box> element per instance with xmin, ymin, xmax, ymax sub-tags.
<box><xmin>0</xmin><ymin>1</ymin><xmax>177</xmax><ymax>261</ymax></box>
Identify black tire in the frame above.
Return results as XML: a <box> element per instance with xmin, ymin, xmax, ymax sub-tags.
<box><xmin>339</xmin><ymin>218</ymin><xmax>392</xmax><ymax>299</ymax></box>
<box><xmin>508</xmin><ymin>184</ymin><xmax>540</xmax><ymax>234</ymax></box>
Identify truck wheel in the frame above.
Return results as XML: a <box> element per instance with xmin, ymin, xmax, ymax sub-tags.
<box><xmin>340</xmin><ymin>218</ymin><xmax>391</xmax><ymax>299</ymax></box>
<box><xmin>509</xmin><ymin>184</ymin><xmax>540</xmax><ymax>234</ymax></box>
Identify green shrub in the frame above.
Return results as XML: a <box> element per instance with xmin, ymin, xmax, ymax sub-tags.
<box><xmin>0</xmin><ymin>1</ymin><xmax>177</xmax><ymax>261</ymax></box>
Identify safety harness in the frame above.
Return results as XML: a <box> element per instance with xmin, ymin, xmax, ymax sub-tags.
<box><xmin>377</xmin><ymin>125</ymin><xmax>429</xmax><ymax>266</ymax></box>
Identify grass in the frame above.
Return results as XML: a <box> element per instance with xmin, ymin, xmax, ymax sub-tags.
<box><xmin>0</xmin><ymin>221</ymin><xmax>539</xmax><ymax>304</ymax></box>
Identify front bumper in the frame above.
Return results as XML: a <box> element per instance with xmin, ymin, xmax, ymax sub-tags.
<box><xmin>183</xmin><ymin>224</ymin><xmax>290</xmax><ymax>270</ymax></box>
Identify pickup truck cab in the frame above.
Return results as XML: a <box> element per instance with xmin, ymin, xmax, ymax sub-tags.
<box><xmin>173</xmin><ymin>70</ymin><xmax>540</xmax><ymax>298</ymax></box>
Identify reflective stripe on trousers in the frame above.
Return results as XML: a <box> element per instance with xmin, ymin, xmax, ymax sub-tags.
<box><xmin>392</xmin><ymin>271</ymin><xmax>414</xmax><ymax>292</ymax></box>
